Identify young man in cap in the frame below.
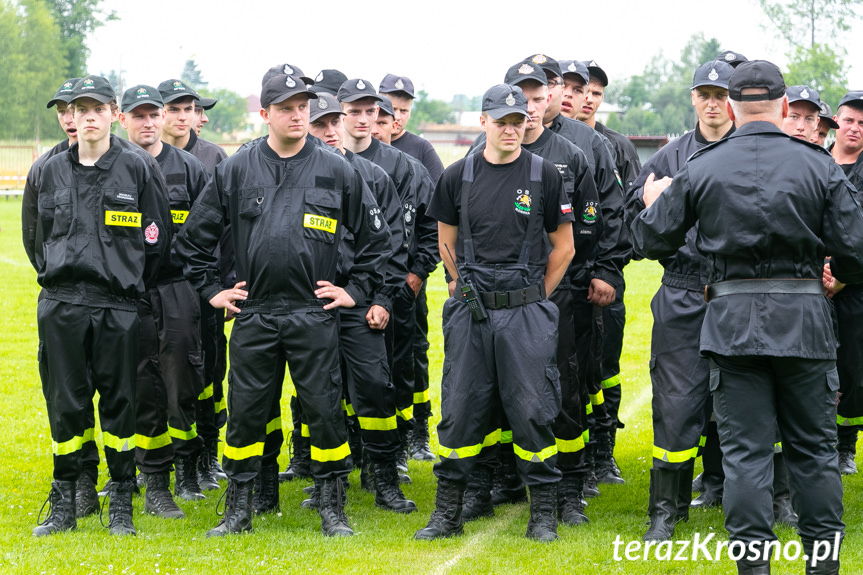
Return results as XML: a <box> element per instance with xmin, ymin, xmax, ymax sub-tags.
<box><xmin>783</xmin><ymin>85</ymin><xmax>822</xmax><ymax>141</ymax></box>
<box><xmin>824</xmin><ymin>91</ymin><xmax>863</xmax><ymax>478</ymax></box>
<box><xmin>416</xmin><ymin>84</ymin><xmax>574</xmax><ymax>542</ymax></box>
<box><xmin>119</xmin><ymin>84</ymin><xmax>211</xmax><ymax>514</ymax></box>
<box><xmin>306</xmin><ymin>91</ymin><xmax>416</xmax><ymax>513</ymax></box>
<box><xmin>811</xmin><ymin>102</ymin><xmax>839</xmax><ymax>146</ymax></box>
<box><xmin>193</xmin><ymin>96</ymin><xmax>216</xmax><ymax>136</ymax></box>
<box><xmin>628</xmin><ymin>60</ymin><xmax>735</xmax><ymax>539</ymax></box>
<box><xmin>24</xmin><ymin>75</ymin><xmax>172</xmax><ymax>536</ymax></box>
<box><xmin>176</xmin><ymin>72</ymin><xmax>391</xmax><ymax>538</ymax></box>
<box><xmin>558</xmin><ymin>60</ymin><xmax>589</xmax><ymax>121</ymax></box>
<box><xmin>632</xmin><ymin>60</ymin><xmax>860</xmax><ymax>574</ymax></box>
<box><xmin>158</xmin><ymin>79</ymin><xmax>228</xmax><ymax>174</ymax></box>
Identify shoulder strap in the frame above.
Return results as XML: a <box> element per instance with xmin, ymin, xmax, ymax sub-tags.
<box><xmin>459</xmin><ymin>154</ymin><xmax>476</xmax><ymax>263</ymax></box>
<box><xmin>517</xmin><ymin>153</ymin><xmax>545</xmax><ymax>266</ymax></box>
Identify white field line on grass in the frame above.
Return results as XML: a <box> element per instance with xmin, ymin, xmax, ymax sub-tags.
<box><xmin>429</xmin><ymin>504</ymin><xmax>522</xmax><ymax>575</ymax></box>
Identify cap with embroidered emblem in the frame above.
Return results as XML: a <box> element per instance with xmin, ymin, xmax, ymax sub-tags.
<box><xmin>691</xmin><ymin>60</ymin><xmax>734</xmax><ymax>90</ymax></box>
<box><xmin>47</xmin><ymin>78</ymin><xmax>82</xmax><ymax>109</ymax></box>
<box><xmin>310</xmin><ymin>69</ymin><xmax>348</xmax><ymax>95</ymax></box>
<box><xmin>582</xmin><ymin>60</ymin><xmax>608</xmax><ymax>86</ymax></box>
<box><xmin>121</xmin><ymin>84</ymin><xmax>164</xmax><ymax>112</ymax></box>
<box><xmin>337</xmin><ymin>78</ymin><xmax>384</xmax><ymax>103</ymax></box>
<box><xmin>482</xmin><ymin>84</ymin><xmax>530</xmax><ymax>120</ymax></box>
<box><xmin>157</xmin><ymin>79</ymin><xmax>200</xmax><ymax>104</ymax></box>
<box><xmin>309</xmin><ymin>92</ymin><xmax>345</xmax><ymax>122</ymax></box>
<box><xmin>717</xmin><ymin>50</ymin><xmax>748</xmax><ymax>68</ymax></box>
<box><xmin>523</xmin><ymin>54</ymin><xmax>562</xmax><ymax>79</ymax></box>
<box><xmin>786</xmin><ymin>85</ymin><xmax>821</xmax><ymax>112</ymax></box>
<box><xmin>504</xmin><ymin>59</ymin><xmax>548</xmax><ymax>87</ymax></box>
<box><xmin>261</xmin><ymin>64</ymin><xmax>314</xmax><ymax>88</ymax></box>
<box><xmin>559</xmin><ymin>60</ymin><xmax>589</xmax><ymax>85</ymax></box>
<box><xmin>379</xmin><ymin>74</ymin><xmax>415</xmax><ymax>98</ymax></box>
<box><xmin>70</xmin><ymin>76</ymin><xmax>116</xmax><ymax>104</ymax></box>
<box><xmin>260</xmin><ymin>74</ymin><xmax>318</xmax><ymax>108</ymax></box>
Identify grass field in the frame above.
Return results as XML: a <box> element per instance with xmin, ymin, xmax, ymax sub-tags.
<box><xmin>2</xmin><ymin>198</ymin><xmax>862</xmax><ymax>574</ymax></box>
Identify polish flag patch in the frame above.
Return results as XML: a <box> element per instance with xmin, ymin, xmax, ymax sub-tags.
<box><xmin>144</xmin><ymin>222</ymin><xmax>159</xmax><ymax>244</ymax></box>
<box><xmin>561</xmin><ymin>203</ymin><xmax>572</xmax><ymax>214</ymax></box>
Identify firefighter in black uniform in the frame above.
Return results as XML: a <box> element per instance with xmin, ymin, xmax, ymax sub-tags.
<box><xmin>415</xmin><ymin>84</ymin><xmax>575</xmax><ymax>542</ymax></box>
<box><xmin>459</xmin><ymin>59</ymin><xmax>600</xmax><ymax>527</ymax></box>
<box><xmin>626</xmin><ymin>60</ymin><xmax>735</xmax><ymax>539</ymax></box>
<box><xmin>119</xmin><ymin>85</ymin><xmax>211</xmax><ymax>515</ymax></box>
<box><xmin>811</xmin><ymin>101</ymin><xmax>839</xmax><ymax>147</ymax></box>
<box><xmin>826</xmin><ymin>91</ymin><xmax>863</xmax><ymax>476</ymax></box>
<box><xmin>379</xmin><ymin>74</ymin><xmax>444</xmax><ymax>462</ymax></box>
<box><xmin>25</xmin><ymin>75</ymin><xmax>172</xmax><ymax>536</ymax></box>
<box><xmin>307</xmin><ymin>91</ymin><xmax>416</xmax><ymax>513</ymax></box>
<box><xmin>176</xmin><ymin>72</ymin><xmax>391</xmax><ymax>538</ymax></box>
<box><xmin>631</xmin><ymin>60</ymin><xmax>863</xmax><ymax>575</ymax></box>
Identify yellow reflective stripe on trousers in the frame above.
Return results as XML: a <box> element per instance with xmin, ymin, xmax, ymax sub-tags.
<box><xmin>653</xmin><ymin>445</ymin><xmax>698</xmax><ymax>463</ymax></box>
<box><xmin>699</xmin><ymin>435</ymin><xmax>707</xmax><ymax>448</ymax></box>
<box><xmin>344</xmin><ymin>401</ymin><xmax>356</xmax><ymax>417</ymax></box>
<box><xmin>224</xmin><ymin>441</ymin><xmax>263</xmax><ymax>461</ymax></box>
<box><xmin>413</xmin><ymin>389</ymin><xmax>429</xmax><ymax>404</ymax></box>
<box><xmin>582</xmin><ymin>429</ymin><xmax>590</xmax><ymax>444</ymax></box>
<box><xmin>589</xmin><ymin>390</ymin><xmax>605</xmax><ymax>406</ymax></box>
<box><xmin>135</xmin><ymin>431</ymin><xmax>172</xmax><ymax>450</ymax></box>
<box><xmin>301</xmin><ymin>424</ymin><xmax>310</xmax><ymax>438</ymax></box>
<box><xmin>197</xmin><ymin>383</ymin><xmax>214</xmax><ymax>401</ymax></box>
<box><xmin>601</xmin><ymin>374</ymin><xmax>621</xmax><ymax>389</ymax></box>
<box><xmin>838</xmin><ymin>414</ymin><xmax>863</xmax><ymax>426</ymax></box>
<box><xmin>82</xmin><ymin>427</ymin><xmax>95</xmax><ymax>443</ymax></box>
<box><xmin>169</xmin><ymin>423</ymin><xmax>198</xmax><ymax>441</ymax></box>
<box><xmin>53</xmin><ymin>427</ymin><xmax>97</xmax><ymax>456</ymax></box>
<box><xmin>311</xmin><ymin>442</ymin><xmax>351</xmax><ymax>462</ymax></box>
<box><xmin>439</xmin><ymin>429</ymin><xmax>501</xmax><ymax>459</ymax></box>
<box><xmin>513</xmin><ymin>443</ymin><xmax>558</xmax><ymax>463</ymax></box>
<box><xmin>358</xmin><ymin>415</ymin><xmax>398</xmax><ymax>431</ymax></box>
<box><xmin>397</xmin><ymin>405</ymin><xmax>414</xmax><ymax>421</ymax></box>
<box><xmin>266</xmin><ymin>417</ymin><xmax>282</xmax><ymax>435</ymax></box>
<box><xmin>556</xmin><ymin>435</ymin><xmax>585</xmax><ymax>453</ymax></box>
<box><xmin>500</xmin><ymin>430</ymin><xmax>513</xmax><ymax>444</ymax></box>
<box><xmin>103</xmin><ymin>431</ymin><xmax>134</xmax><ymax>452</ymax></box>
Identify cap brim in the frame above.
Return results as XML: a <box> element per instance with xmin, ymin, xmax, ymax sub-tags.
<box><xmin>787</xmin><ymin>97</ymin><xmax>820</xmax><ymax>111</ymax></box>
<box><xmin>485</xmin><ymin>108</ymin><xmax>530</xmax><ymax>120</ymax></box>
<box><xmin>46</xmin><ymin>97</ymin><xmax>71</xmax><ymax>109</ymax></box>
<box><xmin>309</xmin><ymin>109</ymin><xmax>346</xmax><ymax>122</ymax></box>
<box><xmin>588</xmin><ymin>68</ymin><xmax>608</xmax><ymax>86</ymax></box>
<box><xmin>198</xmin><ymin>97</ymin><xmax>217</xmax><ymax>109</ymax></box>
<box><xmin>821</xmin><ymin>117</ymin><xmax>840</xmax><ymax>129</ymax></box>
<box><xmin>691</xmin><ymin>81</ymin><xmax>729</xmax><ymax>90</ymax></box>
<box><xmin>122</xmin><ymin>99</ymin><xmax>163</xmax><ymax>113</ymax></box>
<box><xmin>268</xmin><ymin>88</ymin><xmax>319</xmax><ymax>107</ymax></box>
<box><xmin>340</xmin><ymin>93</ymin><xmax>384</xmax><ymax>103</ymax></box>
<box><xmin>70</xmin><ymin>93</ymin><xmax>114</xmax><ymax>104</ymax></box>
<box><xmin>162</xmin><ymin>92</ymin><xmax>200</xmax><ymax>104</ymax></box>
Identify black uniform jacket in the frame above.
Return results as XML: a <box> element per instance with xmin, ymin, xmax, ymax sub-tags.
<box><xmin>626</xmin><ymin>127</ymin><xmax>734</xmax><ymax>292</ymax></box>
<box><xmin>22</xmin><ymin>140</ymin><xmax>69</xmax><ymax>268</ymax></box>
<box><xmin>338</xmin><ymin>150</ymin><xmax>407</xmax><ymax>312</ymax></box>
<box><xmin>596</xmin><ymin>121</ymin><xmax>642</xmax><ymax>193</ymax></box>
<box><xmin>183</xmin><ymin>130</ymin><xmax>228</xmax><ymax>175</ymax></box>
<box><xmin>392</xmin><ymin>129</ymin><xmax>445</xmax><ymax>184</ymax></box>
<box><xmin>632</xmin><ymin>121</ymin><xmax>863</xmax><ymax>359</ymax></box>
<box><xmin>25</xmin><ymin>135</ymin><xmax>173</xmax><ymax>308</ymax></box>
<box><xmin>176</xmin><ymin>137</ymin><xmax>391</xmax><ymax>313</ymax></box>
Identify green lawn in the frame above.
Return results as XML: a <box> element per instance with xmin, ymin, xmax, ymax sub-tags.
<box><xmin>1</xmin><ymin>199</ymin><xmax>861</xmax><ymax>574</ymax></box>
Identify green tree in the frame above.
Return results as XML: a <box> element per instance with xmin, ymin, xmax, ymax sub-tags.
<box><xmin>757</xmin><ymin>0</ymin><xmax>861</xmax><ymax>49</ymax></box>
<box><xmin>406</xmin><ymin>90</ymin><xmax>455</xmax><ymax>132</ymax></box>
<box><xmin>181</xmin><ymin>59</ymin><xmax>208</xmax><ymax>91</ymax></box>
<box><xmin>45</xmin><ymin>0</ymin><xmax>116</xmax><ymax>78</ymax></box>
<box><xmin>199</xmin><ymin>88</ymin><xmax>247</xmax><ymax>138</ymax></box>
<box><xmin>785</xmin><ymin>44</ymin><xmax>847</xmax><ymax>108</ymax></box>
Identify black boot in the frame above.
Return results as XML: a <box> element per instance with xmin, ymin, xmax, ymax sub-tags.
<box><xmin>803</xmin><ymin>537</ymin><xmax>842</xmax><ymax>575</ymax></box>
<box><xmin>692</xmin><ymin>472</ymin><xmax>704</xmax><ymax>493</ymax></box>
<box><xmin>526</xmin><ymin>484</ymin><xmax>559</xmax><ymax>542</ymax></box>
<box><xmin>198</xmin><ymin>444</ymin><xmax>221</xmax><ymax>491</ymax></box>
<box><xmin>490</xmin><ymin>449</ymin><xmax>527</xmax><ymax>505</ymax></box>
<box><xmin>360</xmin><ymin>450</ymin><xmax>375</xmax><ymax>493</ymax></box>
<box><xmin>643</xmin><ymin>468</ymin><xmax>679</xmax><ymax>541</ymax></box>
<box><xmin>280</xmin><ymin>432</ymin><xmax>312</xmax><ymax>482</ymax></box>
<box><xmin>318</xmin><ymin>478</ymin><xmax>353</xmax><ymax>537</ymax></box>
<box><xmin>373</xmin><ymin>461</ymin><xmax>417</xmax><ymax>513</ymax></box>
<box><xmin>143</xmin><ymin>472</ymin><xmax>186</xmax><ymax>519</ymax></box>
<box><xmin>33</xmin><ymin>480</ymin><xmax>77</xmax><ymax>536</ymax></box>
<box><xmin>676</xmin><ymin>461</ymin><xmax>694</xmax><ymax>523</ymax></box>
<box><xmin>175</xmin><ymin>454</ymin><xmax>206</xmax><ymax>501</ymax></box>
<box><xmin>414</xmin><ymin>479</ymin><xmax>464</xmax><ymax>540</ymax></box>
<box><xmin>690</xmin><ymin>469</ymin><xmax>723</xmax><ymax>509</ymax></box>
<box><xmin>737</xmin><ymin>560</ymin><xmax>771</xmax><ymax>574</ymax></box>
<box><xmin>837</xmin><ymin>425</ymin><xmax>858</xmax><ymax>475</ymax></box>
<box><xmin>107</xmin><ymin>480</ymin><xmax>137</xmax><ymax>536</ymax></box>
<box><xmin>772</xmin><ymin>452</ymin><xmax>798</xmax><ymax>529</ymax></box>
<box><xmin>558</xmin><ymin>473</ymin><xmax>588</xmax><ymax>526</ymax></box>
<box><xmin>207</xmin><ymin>478</ymin><xmax>254</xmax><ymax>537</ymax></box>
<box><xmin>693</xmin><ymin>423</ymin><xmax>725</xmax><ymax>508</ymax></box>
<box><xmin>583</xmin><ymin>444</ymin><xmax>600</xmax><ymax>498</ymax></box>
<box><xmin>252</xmin><ymin>461</ymin><xmax>280</xmax><ymax>514</ymax></box>
<box><xmin>594</xmin><ymin>428</ymin><xmax>625</xmax><ymax>484</ymax></box>
<box><xmin>205</xmin><ymin>440</ymin><xmax>227</xmax><ymax>481</ymax></box>
<box><xmin>75</xmin><ymin>474</ymin><xmax>100</xmax><ymax>519</ymax></box>
<box><xmin>462</xmin><ymin>465</ymin><xmax>494</xmax><ymax>521</ymax></box>
<box><xmin>409</xmin><ymin>416</ymin><xmax>435</xmax><ymax>461</ymax></box>
<box><xmin>397</xmin><ymin>433</ymin><xmax>412</xmax><ymax>485</ymax></box>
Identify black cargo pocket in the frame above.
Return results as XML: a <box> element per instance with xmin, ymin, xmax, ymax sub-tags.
<box><xmin>303</xmin><ymin>189</ymin><xmax>341</xmax><ymax>244</ymax></box>
<box><xmin>188</xmin><ymin>351</ymin><xmax>205</xmax><ymax>396</ymax></box>
<box><xmin>239</xmin><ymin>188</ymin><xmax>264</xmax><ymax>220</ymax></box>
<box><xmin>41</xmin><ymin>188</ymin><xmax>73</xmax><ymax>238</ymax></box>
<box><xmin>545</xmin><ymin>364</ymin><xmax>562</xmax><ymax>416</ymax></box>
<box><xmin>101</xmin><ymin>188</ymin><xmax>140</xmax><ymax>241</ymax></box>
<box><xmin>329</xmin><ymin>365</ymin><xmax>343</xmax><ymax>403</ymax></box>
<box><xmin>826</xmin><ymin>367</ymin><xmax>840</xmax><ymax>424</ymax></box>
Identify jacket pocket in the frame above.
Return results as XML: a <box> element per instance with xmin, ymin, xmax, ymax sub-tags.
<box><xmin>239</xmin><ymin>188</ymin><xmax>264</xmax><ymax>220</ymax></box>
<box><xmin>41</xmin><ymin>188</ymin><xmax>73</xmax><ymax>239</ymax></box>
<box><xmin>101</xmin><ymin>188</ymin><xmax>141</xmax><ymax>241</ymax></box>
<box><xmin>302</xmin><ymin>189</ymin><xmax>341</xmax><ymax>244</ymax></box>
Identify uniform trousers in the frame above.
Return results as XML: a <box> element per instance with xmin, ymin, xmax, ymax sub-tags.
<box><xmin>601</xmin><ymin>280</ymin><xmax>626</xmax><ymax>429</ymax></box>
<box><xmin>412</xmin><ymin>281</ymin><xmax>432</xmax><ymax>420</ymax></box>
<box><xmin>834</xmin><ymin>291</ymin><xmax>863</xmax><ymax>448</ymax></box>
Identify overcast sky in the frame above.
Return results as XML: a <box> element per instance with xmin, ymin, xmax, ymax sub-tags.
<box><xmin>86</xmin><ymin>0</ymin><xmax>863</xmax><ymax>105</ymax></box>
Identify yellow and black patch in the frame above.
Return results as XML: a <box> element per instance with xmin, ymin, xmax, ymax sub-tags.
<box><xmin>303</xmin><ymin>213</ymin><xmax>337</xmax><ymax>234</ymax></box>
<box><xmin>171</xmin><ymin>210</ymin><xmax>189</xmax><ymax>224</ymax></box>
<box><xmin>105</xmin><ymin>211</ymin><xmax>142</xmax><ymax>227</ymax></box>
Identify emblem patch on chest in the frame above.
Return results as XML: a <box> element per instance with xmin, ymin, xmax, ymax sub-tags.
<box><xmin>144</xmin><ymin>222</ymin><xmax>160</xmax><ymax>243</ymax></box>
<box><xmin>514</xmin><ymin>189</ymin><xmax>531</xmax><ymax>215</ymax></box>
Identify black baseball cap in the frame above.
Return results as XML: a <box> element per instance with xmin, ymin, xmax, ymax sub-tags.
<box><xmin>310</xmin><ymin>69</ymin><xmax>348</xmax><ymax>95</ymax></box>
<box><xmin>559</xmin><ymin>60</ymin><xmax>589</xmax><ymax>85</ymax></box>
<box><xmin>337</xmin><ymin>78</ymin><xmax>384</xmax><ymax>104</ymax></box>
<box><xmin>47</xmin><ymin>78</ymin><xmax>81</xmax><ymax>109</ymax></box>
<box><xmin>377</xmin><ymin>97</ymin><xmax>395</xmax><ymax>117</ymax></box>
<box><xmin>717</xmin><ymin>50</ymin><xmax>748</xmax><ymax>68</ymax></box>
<box><xmin>379</xmin><ymin>74</ymin><xmax>415</xmax><ymax>98</ymax></box>
<box><xmin>728</xmin><ymin>60</ymin><xmax>786</xmax><ymax>102</ymax></box>
<box><xmin>121</xmin><ymin>85</ymin><xmax>163</xmax><ymax>112</ymax></box>
<box><xmin>309</xmin><ymin>92</ymin><xmax>345</xmax><ymax>123</ymax></box>
<box><xmin>786</xmin><ymin>85</ymin><xmax>821</xmax><ymax>112</ymax></box>
<box><xmin>504</xmin><ymin>59</ymin><xmax>548</xmax><ymax>87</ymax></box>
<box><xmin>818</xmin><ymin>101</ymin><xmax>840</xmax><ymax>129</ymax></box>
<box><xmin>691</xmin><ymin>60</ymin><xmax>734</xmax><ymax>90</ymax></box>
<box><xmin>197</xmin><ymin>97</ymin><xmax>217</xmax><ymax>110</ymax></box>
<box><xmin>838</xmin><ymin>91</ymin><xmax>863</xmax><ymax>111</ymax></box>
<box><xmin>158</xmin><ymin>79</ymin><xmax>200</xmax><ymax>104</ymax></box>
<box><xmin>70</xmin><ymin>76</ymin><xmax>116</xmax><ymax>104</ymax></box>
<box><xmin>260</xmin><ymin>74</ymin><xmax>317</xmax><ymax>108</ymax></box>
<box><xmin>262</xmin><ymin>63</ymin><xmax>314</xmax><ymax>88</ymax></box>
<box><xmin>524</xmin><ymin>54</ymin><xmax>562</xmax><ymax>79</ymax></box>
<box><xmin>482</xmin><ymin>84</ymin><xmax>530</xmax><ymax>120</ymax></box>
<box><xmin>583</xmin><ymin>60</ymin><xmax>608</xmax><ymax>86</ymax></box>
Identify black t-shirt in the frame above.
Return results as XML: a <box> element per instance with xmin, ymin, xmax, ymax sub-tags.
<box><xmin>842</xmin><ymin>163</ymin><xmax>854</xmax><ymax>176</ymax></box>
<box><xmin>428</xmin><ymin>150</ymin><xmax>573</xmax><ymax>265</ymax></box>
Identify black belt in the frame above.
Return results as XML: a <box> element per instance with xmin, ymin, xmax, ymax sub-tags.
<box><xmin>480</xmin><ymin>284</ymin><xmax>546</xmax><ymax>310</ymax></box>
<box><xmin>704</xmin><ymin>278</ymin><xmax>823</xmax><ymax>302</ymax></box>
